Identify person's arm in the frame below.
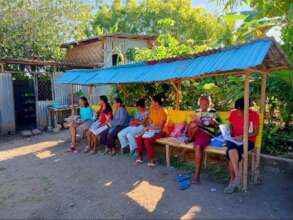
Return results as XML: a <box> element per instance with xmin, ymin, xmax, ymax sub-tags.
<box><xmin>133</xmin><ymin>112</ymin><xmax>149</xmax><ymax>126</ymax></box>
<box><xmin>112</xmin><ymin>108</ymin><xmax>128</xmax><ymax>127</ymax></box>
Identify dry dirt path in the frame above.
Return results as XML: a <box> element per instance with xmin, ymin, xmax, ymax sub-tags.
<box><xmin>0</xmin><ymin>131</ymin><xmax>292</xmax><ymax>219</ymax></box>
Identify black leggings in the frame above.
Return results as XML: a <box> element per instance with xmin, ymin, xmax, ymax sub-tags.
<box><xmin>226</xmin><ymin>141</ymin><xmax>255</xmax><ymax>161</ymax></box>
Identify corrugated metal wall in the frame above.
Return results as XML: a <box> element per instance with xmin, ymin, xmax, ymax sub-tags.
<box><xmin>0</xmin><ymin>72</ymin><xmax>16</xmax><ymax>135</ymax></box>
<box><xmin>53</xmin><ymin>72</ymin><xmax>112</xmax><ymax>105</ymax></box>
<box><xmin>36</xmin><ymin>100</ymin><xmax>53</xmax><ymax>129</ymax></box>
<box><xmin>53</xmin><ymin>72</ymin><xmax>70</xmax><ymax>105</ymax></box>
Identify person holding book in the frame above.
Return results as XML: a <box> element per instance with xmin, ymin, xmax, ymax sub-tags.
<box><xmin>224</xmin><ymin>97</ymin><xmax>259</xmax><ymax>194</ymax></box>
<box><xmin>189</xmin><ymin>95</ymin><xmax>219</xmax><ymax>184</ymax></box>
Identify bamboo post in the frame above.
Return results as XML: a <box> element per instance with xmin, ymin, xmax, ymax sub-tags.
<box><xmin>242</xmin><ymin>73</ymin><xmax>250</xmax><ymax>191</ymax></box>
<box><xmin>71</xmin><ymin>84</ymin><xmax>74</xmax><ymax>116</ymax></box>
<box><xmin>0</xmin><ymin>63</ymin><xmax>4</xmax><ymax>72</ymax></box>
<box><xmin>254</xmin><ymin>72</ymin><xmax>268</xmax><ymax>183</ymax></box>
<box><xmin>88</xmin><ymin>85</ymin><xmax>94</xmax><ymax>104</ymax></box>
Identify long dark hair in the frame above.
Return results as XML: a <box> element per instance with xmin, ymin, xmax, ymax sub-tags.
<box><xmin>152</xmin><ymin>94</ymin><xmax>163</xmax><ymax>106</ymax></box>
<box><xmin>100</xmin><ymin>95</ymin><xmax>112</xmax><ymax>113</ymax></box>
<box><xmin>80</xmin><ymin>96</ymin><xmax>89</xmax><ymax>107</ymax></box>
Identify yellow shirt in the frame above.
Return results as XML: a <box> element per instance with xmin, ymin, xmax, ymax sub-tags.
<box><xmin>149</xmin><ymin>106</ymin><xmax>167</xmax><ymax>129</ymax></box>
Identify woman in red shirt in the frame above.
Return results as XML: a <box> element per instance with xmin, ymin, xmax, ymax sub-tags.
<box><xmin>85</xmin><ymin>96</ymin><xmax>112</xmax><ymax>154</ymax></box>
<box><xmin>225</xmin><ymin>98</ymin><xmax>259</xmax><ymax>194</ymax></box>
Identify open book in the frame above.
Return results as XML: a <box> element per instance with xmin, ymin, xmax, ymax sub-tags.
<box><xmin>219</xmin><ymin>124</ymin><xmax>243</xmax><ymax>146</ymax></box>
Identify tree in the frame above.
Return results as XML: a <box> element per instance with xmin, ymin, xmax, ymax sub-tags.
<box><xmin>0</xmin><ymin>0</ymin><xmax>93</xmax><ymax>60</ymax></box>
<box><xmin>90</xmin><ymin>0</ymin><xmax>227</xmax><ymax>48</ymax></box>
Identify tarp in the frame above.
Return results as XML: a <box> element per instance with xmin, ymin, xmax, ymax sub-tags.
<box><xmin>57</xmin><ymin>38</ymin><xmax>273</xmax><ymax>85</ymax></box>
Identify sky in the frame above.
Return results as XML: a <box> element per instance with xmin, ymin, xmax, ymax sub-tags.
<box><xmin>84</xmin><ymin>0</ymin><xmax>251</xmax><ymax>14</ymax></box>
<box><xmin>84</xmin><ymin>0</ymin><xmax>281</xmax><ymax>42</ymax></box>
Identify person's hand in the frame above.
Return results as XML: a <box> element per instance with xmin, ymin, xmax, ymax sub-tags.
<box><xmin>209</xmin><ymin>119</ymin><xmax>217</xmax><ymax>126</ymax></box>
<box><xmin>131</xmin><ymin>121</ymin><xmax>138</xmax><ymax>126</ymax></box>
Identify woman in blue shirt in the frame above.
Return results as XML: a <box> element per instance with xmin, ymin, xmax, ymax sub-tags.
<box><xmin>67</xmin><ymin>96</ymin><xmax>93</xmax><ymax>153</ymax></box>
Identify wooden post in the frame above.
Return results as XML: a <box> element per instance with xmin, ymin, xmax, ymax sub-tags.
<box><xmin>0</xmin><ymin>63</ymin><xmax>4</xmax><ymax>72</ymax></box>
<box><xmin>254</xmin><ymin>72</ymin><xmax>268</xmax><ymax>183</ymax></box>
<box><xmin>242</xmin><ymin>73</ymin><xmax>250</xmax><ymax>191</ymax></box>
<box><xmin>88</xmin><ymin>85</ymin><xmax>94</xmax><ymax>104</ymax></box>
<box><xmin>71</xmin><ymin>85</ymin><xmax>74</xmax><ymax>116</ymax></box>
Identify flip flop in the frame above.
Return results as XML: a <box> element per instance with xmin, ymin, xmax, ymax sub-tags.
<box><xmin>84</xmin><ymin>146</ymin><xmax>90</xmax><ymax>153</ymax></box>
<box><xmin>136</xmin><ymin>159</ymin><xmax>143</xmax><ymax>164</ymax></box>
<box><xmin>179</xmin><ymin>180</ymin><xmax>191</xmax><ymax>190</ymax></box>
<box><xmin>147</xmin><ymin>162</ymin><xmax>157</xmax><ymax>167</ymax></box>
<box><xmin>65</xmin><ymin>144</ymin><xmax>76</xmax><ymax>153</ymax></box>
<box><xmin>176</xmin><ymin>174</ymin><xmax>192</xmax><ymax>182</ymax></box>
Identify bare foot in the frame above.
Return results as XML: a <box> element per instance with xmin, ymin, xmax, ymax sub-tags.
<box><xmin>191</xmin><ymin>176</ymin><xmax>201</xmax><ymax>185</ymax></box>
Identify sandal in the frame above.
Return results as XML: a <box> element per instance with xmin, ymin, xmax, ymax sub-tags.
<box><xmin>147</xmin><ymin>162</ymin><xmax>157</xmax><ymax>167</ymax></box>
<box><xmin>103</xmin><ymin>148</ymin><xmax>110</xmax><ymax>155</ymax></box>
<box><xmin>84</xmin><ymin>146</ymin><xmax>90</xmax><ymax>153</ymax></box>
<box><xmin>110</xmin><ymin>150</ymin><xmax>116</xmax><ymax>157</ymax></box>
<box><xmin>136</xmin><ymin>159</ymin><xmax>143</xmax><ymax>164</ymax></box>
<box><xmin>66</xmin><ymin>144</ymin><xmax>76</xmax><ymax>153</ymax></box>
<box><xmin>224</xmin><ymin>184</ymin><xmax>236</xmax><ymax>194</ymax></box>
<box><xmin>90</xmin><ymin>150</ymin><xmax>97</xmax><ymax>155</ymax></box>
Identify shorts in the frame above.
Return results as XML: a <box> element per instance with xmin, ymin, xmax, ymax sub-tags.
<box><xmin>76</xmin><ymin>120</ymin><xmax>92</xmax><ymax>137</ymax></box>
<box><xmin>193</xmin><ymin>129</ymin><xmax>212</xmax><ymax>148</ymax></box>
<box><xmin>226</xmin><ymin>140</ymin><xmax>255</xmax><ymax>161</ymax></box>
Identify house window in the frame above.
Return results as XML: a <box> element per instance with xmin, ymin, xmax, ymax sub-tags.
<box><xmin>37</xmin><ymin>77</ymin><xmax>52</xmax><ymax>101</ymax></box>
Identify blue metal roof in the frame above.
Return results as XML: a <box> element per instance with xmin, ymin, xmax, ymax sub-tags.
<box><xmin>56</xmin><ymin>39</ymin><xmax>273</xmax><ymax>85</ymax></box>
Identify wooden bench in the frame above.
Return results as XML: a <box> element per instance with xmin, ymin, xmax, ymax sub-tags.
<box><xmin>155</xmin><ymin>109</ymin><xmax>263</xmax><ymax>174</ymax></box>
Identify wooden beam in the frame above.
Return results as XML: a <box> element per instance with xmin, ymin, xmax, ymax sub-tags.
<box><xmin>254</xmin><ymin>72</ymin><xmax>268</xmax><ymax>183</ymax></box>
<box><xmin>242</xmin><ymin>73</ymin><xmax>250</xmax><ymax>191</ymax></box>
<box><xmin>0</xmin><ymin>58</ymin><xmax>104</xmax><ymax>68</ymax></box>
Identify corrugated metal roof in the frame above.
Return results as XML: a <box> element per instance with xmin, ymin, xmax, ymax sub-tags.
<box><xmin>61</xmin><ymin>33</ymin><xmax>157</xmax><ymax>48</ymax></box>
<box><xmin>56</xmin><ymin>38</ymin><xmax>283</xmax><ymax>85</ymax></box>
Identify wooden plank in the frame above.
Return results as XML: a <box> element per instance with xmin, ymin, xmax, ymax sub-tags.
<box><xmin>242</xmin><ymin>73</ymin><xmax>250</xmax><ymax>191</ymax></box>
<box><xmin>0</xmin><ymin>58</ymin><xmax>104</xmax><ymax>68</ymax></box>
<box><xmin>254</xmin><ymin>72</ymin><xmax>268</xmax><ymax>183</ymax></box>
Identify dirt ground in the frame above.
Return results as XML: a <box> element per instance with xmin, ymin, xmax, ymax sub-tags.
<box><xmin>0</xmin><ymin>130</ymin><xmax>293</xmax><ymax>219</ymax></box>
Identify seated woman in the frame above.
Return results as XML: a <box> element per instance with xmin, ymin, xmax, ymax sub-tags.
<box><xmin>224</xmin><ymin>98</ymin><xmax>259</xmax><ymax>194</ymax></box>
<box><xmin>100</xmin><ymin>98</ymin><xmax>129</xmax><ymax>156</ymax></box>
<box><xmin>67</xmin><ymin>96</ymin><xmax>94</xmax><ymax>153</ymax></box>
<box><xmin>188</xmin><ymin>95</ymin><xmax>219</xmax><ymax>184</ymax></box>
<box><xmin>85</xmin><ymin>95</ymin><xmax>112</xmax><ymax>154</ymax></box>
<box><xmin>135</xmin><ymin>94</ymin><xmax>167</xmax><ymax>167</ymax></box>
<box><xmin>118</xmin><ymin>99</ymin><xmax>149</xmax><ymax>157</ymax></box>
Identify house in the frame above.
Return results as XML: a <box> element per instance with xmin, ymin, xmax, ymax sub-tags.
<box><xmin>0</xmin><ymin>33</ymin><xmax>157</xmax><ymax>135</ymax></box>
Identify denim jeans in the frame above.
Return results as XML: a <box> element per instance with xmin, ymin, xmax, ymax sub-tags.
<box><xmin>118</xmin><ymin>125</ymin><xmax>145</xmax><ymax>151</ymax></box>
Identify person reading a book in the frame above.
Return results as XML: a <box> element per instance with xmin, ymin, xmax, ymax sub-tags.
<box><xmin>189</xmin><ymin>95</ymin><xmax>219</xmax><ymax>184</ymax></box>
<box><xmin>224</xmin><ymin>97</ymin><xmax>259</xmax><ymax>194</ymax></box>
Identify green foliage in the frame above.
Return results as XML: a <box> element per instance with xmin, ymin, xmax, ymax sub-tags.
<box><xmin>0</xmin><ymin>0</ymin><xmax>93</xmax><ymax>60</ymax></box>
<box><xmin>90</xmin><ymin>0</ymin><xmax>226</xmax><ymax>47</ymax></box>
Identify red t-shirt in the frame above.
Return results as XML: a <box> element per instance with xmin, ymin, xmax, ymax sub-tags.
<box><xmin>228</xmin><ymin>109</ymin><xmax>260</xmax><ymax>143</ymax></box>
<box><xmin>98</xmin><ymin>106</ymin><xmax>112</xmax><ymax>124</ymax></box>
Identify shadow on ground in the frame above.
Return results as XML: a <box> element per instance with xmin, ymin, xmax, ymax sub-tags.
<box><xmin>0</xmin><ymin>130</ymin><xmax>292</xmax><ymax>219</ymax></box>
